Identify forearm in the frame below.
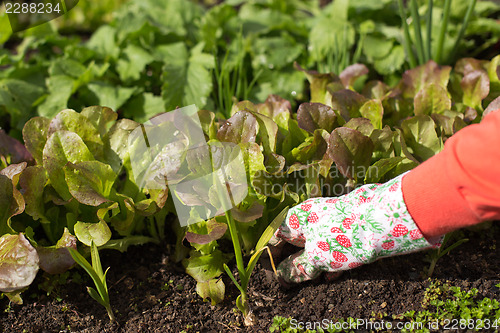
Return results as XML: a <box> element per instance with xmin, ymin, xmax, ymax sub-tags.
<box><xmin>402</xmin><ymin>110</ymin><xmax>500</xmax><ymax>239</ymax></box>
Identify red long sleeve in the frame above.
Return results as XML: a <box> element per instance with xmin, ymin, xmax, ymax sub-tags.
<box><xmin>402</xmin><ymin>110</ymin><xmax>500</xmax><ymax>239</ymax></box>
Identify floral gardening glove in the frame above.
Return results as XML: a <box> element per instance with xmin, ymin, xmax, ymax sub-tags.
<box><xmin>273</xmin><ymin>173</ymin><xmax>442</xmax><ymax>283</ymax></box>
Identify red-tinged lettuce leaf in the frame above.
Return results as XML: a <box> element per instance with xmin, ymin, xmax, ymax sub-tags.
<box><xmin>219</xmin><ymin>109</ymin><xmax>278</xmax><ymax>154</ymax></box>
<box><xmin>74</xmin><ymin>220</ymin><xmax>112</xmax><ymax>247</ymax></box>
<box><xmin>414</xmin><ymin>83</ymin><xmax>451</xmax><ymax>115</ymax></box>
<box><xmin>264</xmin><ymin>152</ymin><xmax>285</xmax><ymax>175</ymax></box>
<box><xmin>230</xmin><ymin>202</ymin><xmax>264</xmax><ymax>223</ymax></box>
<box><xmin>362</xmin><ymin>80</ymin><xmax>390</xmax><ymax>100</ymax></box>
<box><xmin>327</xmin><ymin>127</ymin><xmax>374</xmax><ymax>182</ymax></box>
<box><xmin>230</xmin><ymin>100</ymin><xmax>257</xmax><ymax>116</ymax></box>
<box><xmin>0</xmin><ymin>233</ymin><xmax>39</xmax><ymax>292</ymax></box>
<box><xmin>484</xmin><ymin>96</ymin><xmax>500</xmax><ymax>118</ymax></box>
<box><xmin>43</xmin><ymin>131</ymin><xmax>95</xmax><ymax>201</ymax></box>
<box><xmin>80</xmin><ymin>106</ymin><xmax>118</xmax><ymax>137</ymax></box>
<box><xmin>340</xmin><ymin>64</ymin><xmax>369</xmax><ymax>89</ymax></box>
<box><xmin>295</xmin><ymin>62</ymin><xmax>342</xmax><ymax>106</ymax></box>
<box><xmin>195</xmin><ymin>278</ymin><xmax>225</xmax><ymax>306</ymax></box>
<box><xmin>0</xmin><ymin>175</ymin><xmax>16</xmax><ymax>235</ymax></box>
<box><xmin>359</xmin><ymin>99</ymin><xmax>383</xmax><ymax>129</ymax></box>
<box><xmin>464</xmin><ymin>107</ymin><xmax>478</xmax><ymax>123</ymax></box>
<box><xmin>401</xmin><ymin>115</ymin><xmax>443</xmax><ymax>162</ymax></box>
<box><xmin>330</xmin><ymin>89</ymin><xmax>367</xmax><ymax>121</ymax></box>
<box><xmin>63</xmin><ymin>161</ymin><xmax>116</xmax><ymax>207</ymax></box>
<box><xmin>461</xmin><ymin>70</ymin><xmax>490</xmax><ymax>111</ymax></box>
<box><xmin>0</xmin><ymin>130</ymin><xmax>33</xmax><ymax>165</ymax></box>
<box><xmin>0</xmin><ymin>162</ymin><xmax>26</xmax><ymax>185</ymax></box>
<box><xmin>19</xmin><ymin>166</ymin><xmax>47</xmax><ymax>220</ymax></box>
<box><xmin>48</xmin><ymin>109</ymin><xmax>104</xmax><ymax>159</ymax></box>
<box><xmin>103</xmin><ymin>119</ymin><xmax>140</xmax><ymax>174</ymax></box>
<box><xmin>431</xmin><ymin>111</ymin><xmax>467</xmax><ymax>137</ymax></box>
<box><xmin>393</xmin><ymin>129</ymin><xmax>420</xmax><ymax>165</ymax></box>
<box><xmin>22</xmin><ymin>117</ymin><xmax>51</xmax><ymax>165</ymax></box>
<box><xmin>291</xmin><ymin>129</ymin><xmax>329</xmax><ymax>164</ymax></box>
<box><xmin>36</xmin><ymin>228</ymin><xmax>76</xmax><ymax>274</ymax></box>
<box><xmin>255</xmin><ymin>95</ymin><xmax>291</xmax><ymax>133</ymax></box>
<box><xmin>297</xmin><ymin>103</ymin><xmax>339</xmax><ymax>133</ymax></box>
<box><xmin>256</xmin><ymin>95</ymin><xmax>291</xmax><ymax>118</ymax></box>
<box><xmin>0</xmin><ymin>163</ymin><xmax>26</xmax><ymax>221</ymax></box>
<box><xmin>452</xmin><ymin>116</ymin><xmax>468</xmax><ymax>134</ymax></box>
<box><xmin>185</xmin><ymin>220</ymin><xmax>227</xmax><ymax>244</ymax></box>
<box><xmin>455</xmin><ymin>58</ymin><xmax>487</xmax><ymax>76</ymax></box>
<box><xmin>250</xmin><ymin>111</ymin><xmax>279</xmax><ymax>154</ymax></box>
<box><xmin>399</xmin><ymin>61</ymin><xmax>451</xmax><ymax>99</ymax></box>
<box><xmin>370</xmin><ymin>126</ymin><xmax>395</xmax><ymax>160</ymax></box>
<box><xmin>344</xmin><ymin>117</ymin><xmax>374</xmax><ymax>137</ymax></box>
<box><xmin>217</xmin><ymin>111</ymin><xmax>258</xmax><ymax>144</ymax></box>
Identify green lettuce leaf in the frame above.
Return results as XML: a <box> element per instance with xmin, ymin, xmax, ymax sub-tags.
<box><xmin>43</xmin><ymin>131</ymin><xmax>95</xmax><ymax>201</ymax></box>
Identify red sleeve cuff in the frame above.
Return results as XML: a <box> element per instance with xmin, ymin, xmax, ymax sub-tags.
<box><xmin>402</xmin><ymin>153</ymin><xmax>480</xmax><ymax>239</ymax></box>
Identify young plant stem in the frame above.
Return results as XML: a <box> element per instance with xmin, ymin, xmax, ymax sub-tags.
<box><xmin>410</xmin><ymin>0</ymin><xmax>425</xmax><ymax>64</ymax></box>
<box><xmin>425</xmin><ymin>0</ymin><xmax>433</xmax><ymax>62</ymax></box>
<box><xmin>435</xmin><ymin>0</ymin><xmax>452</xmax><ymax>63</ymax></box>
<box><xmin>211</xmin><ymin>166</ymin><xmax>251</xmax><ymax>318</ymax></box>
<box><xmin>397</xmin><ymin>0</ymin><xmax>417</xmax><ymax>68</ymax></box>
<box><xmin>225</xmin><ymin>209</ymin><xmax>246</xmax><ymax>285</ymax></box>
<box><xmin>450</xmin><ymin>0</ymin><xmax>477</xmax><ymax>63</ymax></box>
<box><xmin>223</xmin><ymin>194</ymin><xmax>253</xmax><ymax>321</ymax></box>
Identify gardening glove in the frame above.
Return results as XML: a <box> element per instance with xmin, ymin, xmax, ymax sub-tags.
<box><xmin>272</xmin><ymin>173</ymin><xmax>442</xmax><ymax>284</ymax></box>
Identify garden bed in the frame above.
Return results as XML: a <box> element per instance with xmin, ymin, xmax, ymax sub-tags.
<box><xmin>1</xmin><ymin>225</ymin><xmax>499</xmax><ymax>333</ymax></box>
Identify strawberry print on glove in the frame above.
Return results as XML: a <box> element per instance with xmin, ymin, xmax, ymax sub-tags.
<box><xmin>273</xmin><ymin>173</ymin><xmax>442</xmax><ymax>283</ymax></box>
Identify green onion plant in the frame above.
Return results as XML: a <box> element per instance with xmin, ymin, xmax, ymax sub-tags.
<box><xmin>398</xmin><ymin>0</ymin><xmax>477</xmax><ymax>67</ymax></box>
<box><xmin>69</xmin><ymin>241</ymin><xmax>115</xmax><ymax>321</ymax></box>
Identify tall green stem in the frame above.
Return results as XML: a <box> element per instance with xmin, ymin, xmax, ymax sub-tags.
<box><xmin>450</xmin><ymin>0</ymin><xmax>477</xmax><ymax>62</ymax></box>
<box><xmin>225</xmin><ymin>209</ymin><xmax>246</xmax><ymax>282</ymax></box>
<box><xmin>425</xmin><ymin>0</ymin><xmax>433</xmax><ymax>62</ymax></box>
<box><xmin>410</xmin><ymin>0</ymin><xmax>425</xmax><ymax>64</ymax></box>
<box><xmin>435</xmin><ymin>0</ymin><xmax>452</xmax><ymax>63</ymax></box>
<box><xmin>398</xmin><ymin>0</ymin><xmax>417</xmax><ymax>68</ymax></box>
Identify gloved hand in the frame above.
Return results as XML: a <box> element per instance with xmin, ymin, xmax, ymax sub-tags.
<box><xmin>272</xmin><ymin>173</ymin><xmax>442</xmax><ymax>284</ymax></box>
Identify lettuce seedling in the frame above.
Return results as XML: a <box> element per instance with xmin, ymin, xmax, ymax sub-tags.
<box><xmin>68</xmin><ymin>241</ymin><xmax>114</xmax><ymax>321</ymax></box>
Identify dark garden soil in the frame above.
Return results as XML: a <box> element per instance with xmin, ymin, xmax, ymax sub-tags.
<box><xmin>1</xmin><ymin>224</ymin><xmax>499</xmax><ymax>333</ymax></box>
